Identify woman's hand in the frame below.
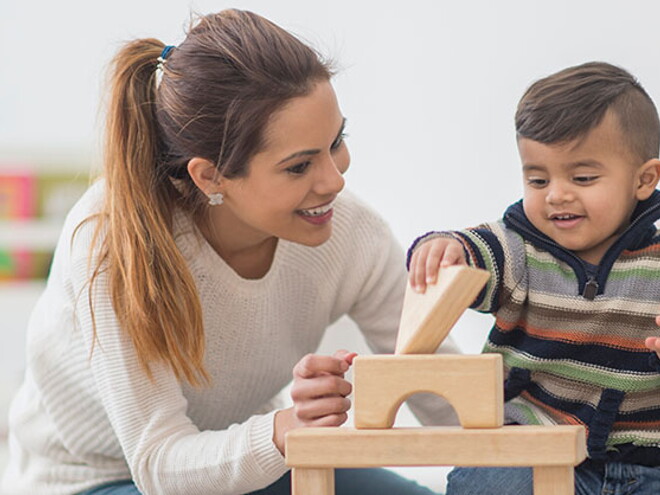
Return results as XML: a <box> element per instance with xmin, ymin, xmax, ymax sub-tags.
<box><xmin>644</xmin><ymin>316</ymin><xmax>660</xmax><ymax>359</ymax></box>
<box><xmin>273</xmin><ymin>349</ymin><xmax>357</xmax><ymax>454</ymax></box>
<box><xmin>408</xmin><ymin>237</ymin><xmax>466</xmax><ymax>293</ymax></box>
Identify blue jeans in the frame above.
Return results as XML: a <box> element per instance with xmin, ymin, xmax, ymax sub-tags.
<box><xmin>78</xmin><ymin>467</ymin><xmax>439</xmax><ymax>494</ymax></box>
<box><xmin>446</xmin><ymin>460</ymin><xmax>660</xmax><ymax>495</ymax></box>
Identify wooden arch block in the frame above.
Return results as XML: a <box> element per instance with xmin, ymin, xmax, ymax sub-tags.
<box><xmin>395</xmin><ymin>265</ymin><xmax>490</xmax><ymax>354</ymax></box>
<box><xmin>353</xmin><ymin>354</ymin><xmax>504</xmax><ymax>429</ymax></box>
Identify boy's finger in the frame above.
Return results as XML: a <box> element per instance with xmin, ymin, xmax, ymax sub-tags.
<box><xmin>412</xmin><ymin>242</ymin><xmax>431</xmax><ymax>293</ymax></box>
<box><xmin>408</xmin><ymin>249</ymin><xmax>420</xmax><ymax>287</ymax></box>
<box><xmin>645</xmin><ymin>336</ymin><xmax>660</xmax><ymax>351</ymax></box>
<box><xmin>441</xmin><ymin>242</ymin><xmax>467</xmax><ymax>267</ymax></box>
<box><xmin>655</xmin><ymin>315</ymin><xmax>660</xmax><ymax>326</ymax></box>
<box><xmin>424</xmin><ymin>244</ymin><xmax>443</xmax><ymax>285</ymax></box>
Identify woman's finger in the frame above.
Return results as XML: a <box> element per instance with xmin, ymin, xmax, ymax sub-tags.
<box><xmin>291</xmin><ymin>374</ymin><xmax>352</xmax><ymax>402</ymax></box>
<box><xmin>294</xmin><ymin>396</ymin><xmax>352</xmax><ymax>421</ymax></box>
<box><xmin>293</xmin><ymin>353</ymin><xmax>349</xmax><ymax>379</ymax></box>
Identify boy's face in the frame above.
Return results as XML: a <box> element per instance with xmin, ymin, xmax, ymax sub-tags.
<box><xmin>519</xmin><ymin>111</ymin><xmax>645</xmax><ymax>265</ymax></box>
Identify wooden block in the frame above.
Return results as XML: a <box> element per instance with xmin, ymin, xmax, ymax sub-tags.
<box><xmin>291</xmin><ymin>468</ymin><xmax>334</xmax><ymax>495</ymax></box>
<box><xmin>395</xmin><ymin>265</ymin><xmax>490</xmax><ymax>354</ymax></box>
<box><xmin>533</xmin><ymin>466</ymin><xmax>575</xmax><ymax>495</ymax></box>
<box><xmin>353</xmin><ymin>354</ymin><xmax>503</xmax><ymax>429</ymax></box>
<box><xmin>285</xmin><ymin>425</ymin><xmax>587</xmax><ymax>468</ymax></box>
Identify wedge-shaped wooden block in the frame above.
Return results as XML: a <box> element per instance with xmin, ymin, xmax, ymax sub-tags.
<box><xmin>353</xmin><ymin>354</ymin><xmax>503</xmax><ymax>429</ymax></box>
<box><xmin>395</xmin><ymin>265</ymin><xmax>490</xmax><ymax>354</ymax></box>
<box><xmin>286</xmin><ymin>425</ymin><xmax>587</xmax><ymax>468</ymax></box>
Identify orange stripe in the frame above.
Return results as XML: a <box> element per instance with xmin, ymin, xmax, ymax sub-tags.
<box><xmin>613</xmin><ymin>420</ymin><xmax>660</xmax><ymax>429</ymax></box>
<box><xmin>622</xmin><ymin>245</ymin><xmax>660</xmax><ymax>256</ymax></box>
<box><xmin>495</xmin><ymin>317</ymin><xmax>648</xmax><ymax>351</ymax></box>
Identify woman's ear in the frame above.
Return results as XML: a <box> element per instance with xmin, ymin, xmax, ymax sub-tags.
<box><xmin>187</xmin><ymin>157</ymin><xmax>223</xmax><ymax>195</ymax></box>
<box><xmin>636</xmin><ymin>158</ymin><xmax>660</xmax><ymax>201</ymax></box>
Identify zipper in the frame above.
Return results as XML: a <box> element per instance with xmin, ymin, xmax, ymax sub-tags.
<box><xmin>583</xmin><ymin>278</ymin><xmax>598</xmax><ymax>300</ymax></box>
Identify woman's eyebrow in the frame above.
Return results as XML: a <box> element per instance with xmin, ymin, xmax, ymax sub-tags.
<box><xmin>276</xmin><ymin>149</ymin><xmax>320</xmax><ymax>165</ymax></box>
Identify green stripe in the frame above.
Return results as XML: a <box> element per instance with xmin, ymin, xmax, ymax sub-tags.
<box><xmin>526</xmin><ymin>256</ymin><xmax>576</xmax><ymax>280</ymax></box>
<box><xmin>484</xmin><ymin>344</ymin><xmax>660</xmax><ymax>393</ymax></box>
<box><xmin>608</xmin><ymin>433</ymin><xmax>660</xmax><ymax>447</ymax></box>
<box><xmin>609</xmin><ymin>266</ymin><xmax>660</xmax><ymax>281</ymax></box>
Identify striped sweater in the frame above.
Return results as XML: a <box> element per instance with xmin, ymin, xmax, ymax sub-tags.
<box><xmin>409</xmin><ymin>191</ymin><xmax>660</xmax><ymax>466</ymax></box>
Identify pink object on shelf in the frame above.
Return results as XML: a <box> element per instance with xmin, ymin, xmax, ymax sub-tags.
<box><xmin>0</xmin><ymin>173</ymin><xmax>36</xmax><ymax>219</ymax></box>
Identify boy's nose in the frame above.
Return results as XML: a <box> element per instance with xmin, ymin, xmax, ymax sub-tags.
<box><xmin>545</xmin><ymin>184</ymin><xmax>574</xmax><ymax>205</ymax></box>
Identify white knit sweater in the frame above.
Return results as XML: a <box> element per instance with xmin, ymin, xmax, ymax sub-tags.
<box><xmin>2</xmin><ymin>181</ymin><xmax>459</xmax><ymax>495</ymax></box>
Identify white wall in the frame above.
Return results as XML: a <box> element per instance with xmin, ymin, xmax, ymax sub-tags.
<box><xmin>3</xmin><ymin>0</ymin><xmax>660</xmax><ymax>355</ymax></box>
<box><xmin>2</xmin><ymin>1</ymin><xmax>659</xmax><ymax>489</ymax></box>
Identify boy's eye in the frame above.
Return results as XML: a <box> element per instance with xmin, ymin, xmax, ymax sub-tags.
<box><xmin>331</xmin><ymin>133</ymin><xmax>347</xmax><ymax>150</ymax></box>
<box><xmin>574</xmin><ymin>176</ymin><xmax>598</xmax><ymax>184</ymax></box>
<box><xmin>286</xmin><ymin>161</ymin><xmax>311</xmax><ymax>175</ymax></box>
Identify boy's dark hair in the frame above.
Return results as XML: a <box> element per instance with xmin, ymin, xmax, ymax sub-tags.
<box><xmin>515</xmin><ymin>61</ymin><xmax>660</xmax><ymax>162</ymax></box>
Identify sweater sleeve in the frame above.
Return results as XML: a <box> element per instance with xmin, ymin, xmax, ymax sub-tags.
<box><xmin>67</xmin><ymin>216</ymin><xmax>287</xmax><ymax>495</ymax></box>
<box><xmin>407</xmin><ymin>221</ymin><xmax>523</xmax><ymax>314</ymax></box>
<box><xmin>347</xmin><ymin>212</ymin><xmax>461</xmax><ymax>426</ymax></box>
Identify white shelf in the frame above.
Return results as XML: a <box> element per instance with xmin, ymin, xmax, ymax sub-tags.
<box><xmin>0</xmin><ymin>220</ymin><xmax>63</xmax><ymax>249</ymax></box>
<box><xmin>0</xmin><ymin>279</ymin><xmax>46</xmax><ymax>294</ymax></box>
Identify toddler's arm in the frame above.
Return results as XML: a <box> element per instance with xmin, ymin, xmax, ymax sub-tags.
<box><xmin>408</xmin><ymin>236</ymin><xmax>466</xmax><ymax>293</ymax></box>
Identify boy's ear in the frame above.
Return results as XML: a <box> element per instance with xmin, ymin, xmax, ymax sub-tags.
<box><xmin>636</xmin><ymin>159</ymin><xmax>660</xmax><ymax>200</ymax></box>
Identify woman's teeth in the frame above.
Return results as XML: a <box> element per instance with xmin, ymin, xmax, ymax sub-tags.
<box><xmin>299</xmin><ymin>202</ymin><xmax>334</xmax><ymax>217</ymax></box>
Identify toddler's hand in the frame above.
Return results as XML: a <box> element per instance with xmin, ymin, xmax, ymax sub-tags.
<box><xmin>408</xmin><ymin>237</ymin><xmax>466</xmax><ymax>293</ymax></box>
<box><xmin>645</xmin><ymin>316</ymin><xmax>660</xmax><ymax>358</ymax></box>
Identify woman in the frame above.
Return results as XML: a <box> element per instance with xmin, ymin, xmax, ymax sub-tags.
<box><xmin>2</xmin><ymin>9</ymin><xmax>457</xmax><ymax>495</ymax></box>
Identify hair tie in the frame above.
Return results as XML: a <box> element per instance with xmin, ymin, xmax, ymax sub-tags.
<box><xmin>159</xmin><ymin>45</ymin><xmax>175</xmax><ymax>62</ymax></box>
<box><xmin>156</xmin><ymin>45</ymin><xmax>176</xmax><ymax>85</ymax></box>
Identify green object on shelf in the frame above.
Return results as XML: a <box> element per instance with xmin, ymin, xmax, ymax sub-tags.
<box><xmin>0</xmin><ymin>250</ymin><xmax>15</xmax><ymax>278</ymax></box>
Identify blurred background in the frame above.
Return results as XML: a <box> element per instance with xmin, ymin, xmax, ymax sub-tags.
<box><xmin>2</xmin><ymin>0</ymin><xmax>660</xmax><ymax>491</ymax></box>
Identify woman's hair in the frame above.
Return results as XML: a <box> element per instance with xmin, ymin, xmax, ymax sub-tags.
<box><xmin>87</xmin><ymin>9</ymin><xmax>333</xmax><ymax>385</ymax></box>
<box><xmin>515</xmin><ymin>61</ymin><xmax>660</xmax><ymax>162</ymax></box>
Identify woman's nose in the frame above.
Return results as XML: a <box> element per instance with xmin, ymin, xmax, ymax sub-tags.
<box><xmin>314</xmin><ymin>155</ymin><xmax>345</xmax><ymax>195</ymax></box>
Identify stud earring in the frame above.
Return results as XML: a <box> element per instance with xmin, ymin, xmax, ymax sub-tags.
<box><xmin>208</xmin><ymin>192</ymin><xmax>224</xmax><ymax>206</ymax></box>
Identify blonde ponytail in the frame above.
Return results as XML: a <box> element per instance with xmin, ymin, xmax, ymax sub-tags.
<box><xmin>89</xmin><ymin>38</ymin><xmax>208</xmax><ymax>386</ymax></box>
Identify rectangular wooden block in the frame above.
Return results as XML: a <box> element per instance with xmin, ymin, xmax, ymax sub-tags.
<box><xmin>353</xmin><ymin>354</ymin><xmax>503</xmax><ymax>429</ymax></box>
<box><xmin>292</xmin><ymin>468</ymin><xmax>334</xmax><ymax>495</ymax></box>
<box><xmin>533</xmin><ymin>466</ymin><xmax>575</xmax><ymax>495</ymax></box>
<box><xmin>396</xmin><ymin>265</ymin><xmax>490</xmax><ymax>354</ymax></box>
<box><xmin>286</xmin><ymin>426</ymin><xmax>587</xmax><ymax>468</ymax></box>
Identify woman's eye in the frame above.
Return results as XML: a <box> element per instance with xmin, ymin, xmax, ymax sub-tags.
<box><xmin>286</xmin><ymin>161</ymin><xmax>311</xmax><ymax>175</ymax></box>
<box><xmin>331</xmin><ymin>133</ymin><xmax>347</xmax><ymax>150</ymax></box>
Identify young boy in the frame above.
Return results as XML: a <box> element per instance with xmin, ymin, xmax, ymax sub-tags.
<box><xmin>409</xmin><ymin>62</ymin><xmax>660</xmax><ymax>494</ymax></box>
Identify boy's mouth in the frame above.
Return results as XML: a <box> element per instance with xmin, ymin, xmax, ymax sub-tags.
<box><xmin>549</xmin><ymin>212</ymin><xmax>584</xmax><ymax>228</ymax></box>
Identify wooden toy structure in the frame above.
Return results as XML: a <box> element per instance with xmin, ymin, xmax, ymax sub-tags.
<box><xmin>286</xmin><ymin>266</ymin><xmax>586</xmax><ymax>495</ymax></box>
